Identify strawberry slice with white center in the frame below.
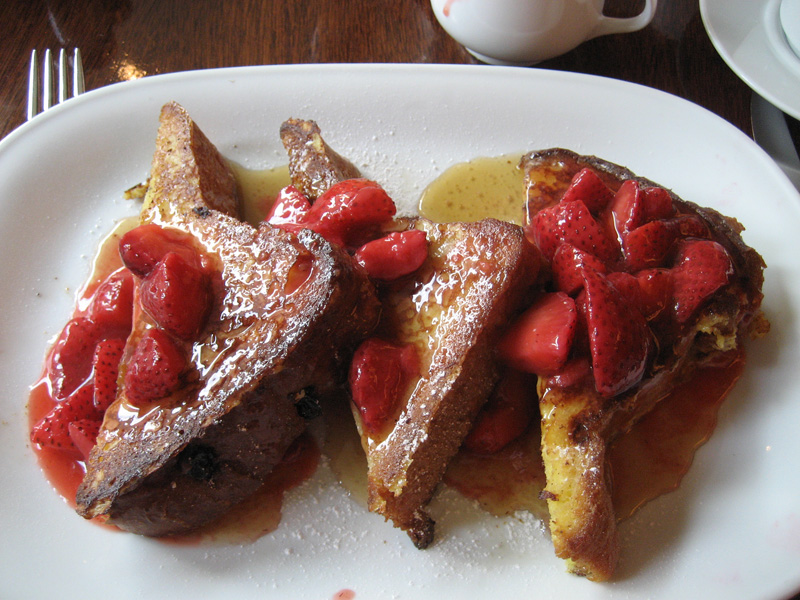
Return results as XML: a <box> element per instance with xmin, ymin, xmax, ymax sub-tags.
<box><xmin>581</xmin><ymin>267</ymin><xmax>652</xmax><ymax>397</ymax></box>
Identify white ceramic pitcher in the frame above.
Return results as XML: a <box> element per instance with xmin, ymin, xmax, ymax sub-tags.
<box><xmin>431</xmin><ymin>0</ymin><xmax>658</xmax><ymax>65</ymax></box>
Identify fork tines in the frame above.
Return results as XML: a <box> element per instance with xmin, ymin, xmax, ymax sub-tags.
<box><xmin>27</xmin><ymin>48</ymin><xmax>85</xmax><ymax>120</ymax></box>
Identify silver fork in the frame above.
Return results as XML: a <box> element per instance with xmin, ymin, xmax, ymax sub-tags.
<box><xmin>27</xmin><ymin>48</ymin><xmax>85</xmax><ymax>120</ymax></box>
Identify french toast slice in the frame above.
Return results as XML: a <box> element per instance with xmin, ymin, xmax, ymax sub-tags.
<box><xmin>520</xmin><ymin>148</ymin><xmax>766</xmax><ymax>580</ymax></box>
<box><xmin>278</xmin><ymin>120</ymin><xmax>542</xmax><ymax>547</ymax></box>
<box><xmin>280</xmin><ymin>118</ymin><xmax>361</xmax><ymax>200</ymax></box>
<box><xmin>75</xmin><ymin>103</ymin><xmax>380</xmax><ymax>535</ymax></box>
<box><xmin>352</xmin><ymin>217</ymin><xmax>540</xmax><ymax>548</ymax></box>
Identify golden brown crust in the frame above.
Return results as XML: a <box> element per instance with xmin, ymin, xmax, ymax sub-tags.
<box><xmin>280</xmin><ymin>118</ymin><xmax>361</xmax><ymax>200</ymax></box>
<box><xmin>76</xmin><ymin>104</ymin><xmax>380</xmax><ymax>536</ymax></box>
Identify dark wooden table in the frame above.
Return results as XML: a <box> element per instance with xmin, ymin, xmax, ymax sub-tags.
<box><xmin>0</xmin><ymin>0</ymin><xmax>755</xmax><ymax>140</ymax></box>
<box><xmin>1</xmin><ymin>0</ymin><xmax>797</xmax><ymax>597</ymax></box>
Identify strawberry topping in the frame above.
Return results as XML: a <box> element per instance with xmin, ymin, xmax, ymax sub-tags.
<box><xmin>92</xmin><ymin>338</ymin><xmax>125</xmax><ymax>412</ymax></box>
<box><xmin>608</xmin><ymin>180</ymin><xmax>645</xmax><ymax>238</ymax></box>
<box><xmin>561</xmin><ymin>168</ymin><xmax>614</xmax><ymax>214</ymax></box>
<box><xmin>354</xmin><ymin>229</ymin><xmax>428</xmax><ymax>280</ymax></box>
<box><xmin>581</xmin><ymin>267</ymin><xmax>652</xmax><ymax>397</ymax></box>
<box><xmin>86</xmin><ymin>268</ymin><xmax>135</xmax><ymax>338</ymax></box>
<box><xmin>31</xmin><ymin>383</ymin><xmax>102</xmax><ymax>457</ymax></box>
<box><xmin>266</xmin><ymin>185</ymin><xmax>312</xmax><ymax>230</ymax></box>
<box><xmin>349</xmin><ymin>338</ymin><xmax>419</xmax><ymax>436</ymax></box>
<box><xmin>119</xmin><ymin>223</ymin><xmax>206</xmax><ymax>278</ymax></box>
<box><xmin>526</xmin><ymin>199</ymin><xmax>618</xmax><ymax>263</ymax></box>
<box><xmin>519</xmin><ymin>166</ymin><xmax>737</xmax><ymax>399</ymax></box>
<box><xmin>464</xmin><ymin>370</ymin><xmax>536</xmax><ymax>454</ymax></box>
<box><xmin>47</xmin><ymin>317</ymin><xmax>100</xmax><ymax>400</ymax></box>
<box><xmin>123</xmin><ymin>328</ymin><xmax>187</xmax><ymax>404</ymax></box>
<box><xmin>68</xmin><ymin>419</ymin><xmax>102</xmax><ymax>461</ymax></box>
<box><xmin>671</xmin><ymin>239</ymin><xmax>734</xmax><ymax>323</ymax></box>
<box><xmin>551</xmin><ymin>243</ymin><xmax>608</xmax><ymax>295</ymax></box>
<box><xmin>140</xmin><ymin>252</ymin><xmax>212</xmax><ymax>340</ymax></box>
<box><xmin>302</xmin><ymin>179</ymin><xmax>397</xmax><ymax>248</ymax></box>
<box><xmin>499</xmin><ymin>292</ymin><xmax>578</xmax><ymax>376</ymax></box>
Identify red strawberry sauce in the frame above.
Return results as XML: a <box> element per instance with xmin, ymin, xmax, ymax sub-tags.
<box><xmin>28</xmin><ymin>218</ymin><xmax>320</xmax><ymax>541</ymax></box>
<box><xmin>445</xmin><ymin>352</ymin><xmax>745</xmax><ymax>520</ymax></box>
<box><xmin>28</xmin><ymin>220</ymin><xmax>135</xmax><ymax>520</ymax></box>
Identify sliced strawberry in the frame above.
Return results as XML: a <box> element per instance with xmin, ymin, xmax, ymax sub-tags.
<box><xmin>608</xmin><ymin>179</ymin><xmax>644</xmax><ymax>239</ymax></box>
<box><xmin>348</xmin><ymin>338</ymin><xmax>419</xmax><ymax>436</ymax></box>
<box><xmin>561</xmin><ymin>168</ymin><xmax>614</xmax><ymax>214</ymax></box>
<box><xmin>606</xmin><ymin>271</ymin><xmax>643</xmax><ymax>311</ymax></box>
<box><xmin>47</xmin><ymin>317</ymin><xmax>100</xmax><ymax>400</ymax></box>
<box><xmin>123</xmin><ymin>328</ymin><xmax>187</xmax><ymax>404</ymax></box>
<box><xmin>302</xmin><ymin>179</ymin><xmax>397</xmax><ymax>248</ymax></box>
<box><xmin>582</xmin><ymin>267</ymin><xmax>652</xmax><ymax>397</ymax></box>
<box><xmin>119</xmin><ymin>223</ymin><xmax>203</xmax><ymax>278</ymax></box>
<box><xmin>526</xmin><ymin>200</ymin><xmax>618</xmax><ymax>263</ymax></box>
<box><xmin>551</xmin><ymin>243</ymin><xmax>608</xmax><ymax>295</ymax></box>
<box><xmin>140</xmin><ymin>252</ymin><xmax>212</xmax><ymax>340</ymax></box>
<box><xmin>499</xmin><ymin>292</ymin><xmax>578</xmax><ymax>375</ymax></box>
<box><xmin>86</xmin><ymin>268</ymin><xmax>135</xmax><ymax>338</ymax></box>
<box><xmin>622</xmin><ymin>214</ymin><xmax>713</xmax><ymax>272</ymax></box>
<box><xmin>621</xmin><ymin>219</ymin><xmax>677</xmax><ymax>271</ymax></box>
<box><xmin>546</xmin><ymin>356</ymin><xmax>593</xmax><ymax>390</ymax></box>
<box><xmin>641</xmin><ymin>186</ymin><xmax>675</xmax><ymax>222</ymax></box>
<box><xmin>634</xmin><ymin>268</ymin><xmax>673</xmax><ymax>321</ymax></box>
<box><xmin>671</xmin><ymin>239</ymin><xmax>734</xmax><ymax>323</ymax></box>
<box><xmin>463</xmin><ymin>370</ymin><xmax>536</xmax><ymax>454</ymax></box>
<box><xmin>30</xmin><ymin>383</ymin><xmax>102</xmax><ymax>455</ymax></box>
<box><xmin>92</xmin><ymin>338</ymin><xmax>126</xmax><ymax>412</ymax></box>
<box><xmin>68</xmin><ymin>419</ymin><xmax>101</xmax><ymax>461</ymax></box>
<box><xmin>354</xmin><ymin>229</ymin><xmax>428</xmax><ymax>280</ymax></box>
<box><xmin>266</xmin><ymin>185</ymin><xmax>311</xmax><ymax>230</ymax></box>
<box><xmin>668</xmin><ymin>214</ymin><xmax>710</xmax><ymax>239</ymax></box>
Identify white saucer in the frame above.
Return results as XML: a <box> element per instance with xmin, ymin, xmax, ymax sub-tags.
<box><xmin>781</xmin><ymin>0</ymin><xmax>800</xmax><ymax>57</ymax></box>
<box><xmin>701</xmin><ymin>0</ymin><xmax>800</xmax><ymax>120</ymax></box>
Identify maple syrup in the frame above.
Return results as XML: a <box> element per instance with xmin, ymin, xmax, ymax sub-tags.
<box><xmin>228</xmin><ymin>162</ymin><xmax>290</xmax><ymax>225</ymax></box>
<box><xmin>418</xmin><ymin>154</ymin><xmax>525</xmax><ymax>225</ymax></box>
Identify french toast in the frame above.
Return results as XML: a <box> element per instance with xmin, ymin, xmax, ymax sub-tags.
<box><xmin>350</xmin><ymin>217</ymin><xmax>539</xmax><ymax>548</ymax></box>
<box><xmin>518</xmin><ymin>148</ymin><xmax>767</xmax><ymax>580</ymax></box>
<box><xmin>75</xmin><ymin>103</ymin><xmax>380</xmax><ymax>535</ymax></box>
<box><xmin>276</xmin><ymin>119</ymin><xmax>542</xmax><ymax>548</ymax></box>
<box><xmin>279</xmin><ymin>118</ymin><xmax>361</xmax><ymax>200</ymax></box>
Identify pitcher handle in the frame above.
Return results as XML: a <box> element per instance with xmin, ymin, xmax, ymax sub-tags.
<box><xmin>590</xmin><ymin>0</ymin><xmax>657</xmax><ymax>39</ymax></box>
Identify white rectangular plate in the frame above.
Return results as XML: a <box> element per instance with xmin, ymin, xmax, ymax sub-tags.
<box><xmin>1</xmin><ymin>64</ymin><xmax>799</xmax><ymax>600</ymax></box>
